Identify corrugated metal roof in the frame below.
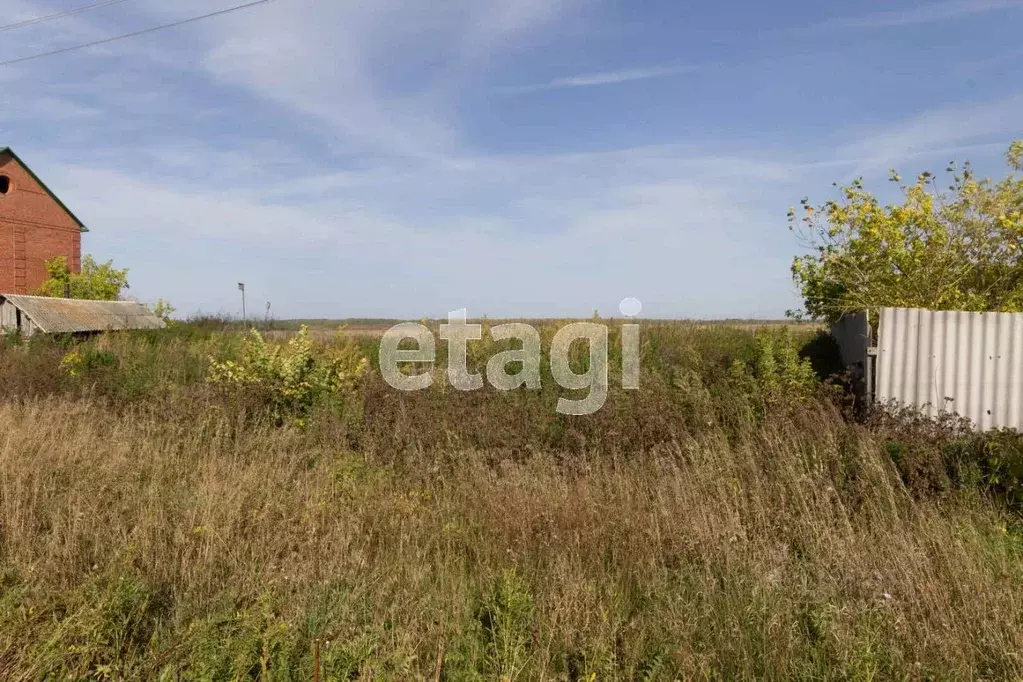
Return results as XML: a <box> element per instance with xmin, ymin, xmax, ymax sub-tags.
<box><xmin>0</xmin><ymin>295</ymin><xmax>165</xmax><ymax>333</ymax></box>
<box><xmin>876</xmin><ymin>307</ymin><xmax>1023</xmax><ymax>431</ymax></box>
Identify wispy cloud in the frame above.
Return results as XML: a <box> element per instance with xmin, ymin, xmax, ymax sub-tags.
<box><xmin>0</xmin><ymin>95</ymin><xmax>100</xmax><ymax>122</ymax></box>
<box><xmin>189</xmin><ymin>0</ymin><xmax>589</xmax><ymax>157</ymax></box>
<box><xmin>496</xmin><ymin>64</ymin><xmax>696</xmax><ymax>94</ymax></box>
<box><xmin>6</xmin><ymin>0</ymin><xmax>1019</xmax><ymax>319</ymax></box>
<box><xmin>816</xmin><ymin>0</ymin><xmax>1023</xmax><ymax>30</ymax></box>
<box><xmin>815</xmin><ymin>94</ymin><xmax>1023</xmax><ymax>176</ymax></box>
<box><xmin>460</xmin><ymin>0</ymin><xmax>586</xmax><ymax>58</ymax></box>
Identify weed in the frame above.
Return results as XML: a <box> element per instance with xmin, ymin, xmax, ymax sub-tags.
<box><xmin>0</xmin><ymin>321</ymin><xmax>1019</xmax><ymax>678</ymax></box>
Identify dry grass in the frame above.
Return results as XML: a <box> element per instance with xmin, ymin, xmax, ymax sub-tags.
<box><xmin>261</xmin><ymin>319</ymin><xmax>825</xmax><ymax>342</ymax></box>
<box><xmin>1</xmin><ymin>386</ymin><xmax>1021</xmax><ymax>679</ymax></box>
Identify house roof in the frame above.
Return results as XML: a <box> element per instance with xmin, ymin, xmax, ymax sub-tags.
<box><xmin>0</xmin><ymin>147</ymin><xmax>88</xmax><ymax>233</ymax></box>
<box><xmin>0</xmin><ymin>295</ymin><xmax>165</xmax><ymax>333</ymax></box>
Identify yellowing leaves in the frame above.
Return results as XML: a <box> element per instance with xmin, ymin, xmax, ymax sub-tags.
<box><xmin>791</xmin><ymin>140</ymin><xmax>1023</xmax><ymax>322</ymax></box>
<box><xmin>207</xmin><ymin>326</ymin><xmax>368</xmax><ymax>424</ymax></box>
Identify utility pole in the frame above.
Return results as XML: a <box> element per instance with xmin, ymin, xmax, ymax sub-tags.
<box><xmin>238</xmin><ymin>282</ymin><xmax>246</xmax><ymax>326</ymax></box>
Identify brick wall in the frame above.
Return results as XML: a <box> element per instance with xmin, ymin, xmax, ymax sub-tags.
<box><xmin>0</xmin><ymin>151</ymin><xmax>83</xmax><ymax>294</ymax></box>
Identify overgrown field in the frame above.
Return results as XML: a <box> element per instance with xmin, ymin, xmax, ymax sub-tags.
<box><xmin>1</xmin><ymin>322</ymin><xmax>1022</xmax><ymax>680</ymax></box>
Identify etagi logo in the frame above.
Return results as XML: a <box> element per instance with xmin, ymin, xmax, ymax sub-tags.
<box><xmin>379</xmin><ymin>298</ymin><xmax>643</xmax><ymax>416</ymax></box>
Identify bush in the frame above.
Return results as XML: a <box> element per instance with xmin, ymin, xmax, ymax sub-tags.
<box><xmin>872</xmin><ymin>407</ymin><xmax>1023</xmax><ymax>513</ymax></box>
<box><xmin>726</xmin><ymin>329</ymin><xmax>819</xmax><ymax>417</ymax></box>
<box><xmin>60</xmin><ymin>347</ymin><xmax>119</xmax><ymax>379</ymax></box>
<box><xmin>208</xmin><ymin>326</ymin><xmax>368</xmax><ymax>424</ymax></box>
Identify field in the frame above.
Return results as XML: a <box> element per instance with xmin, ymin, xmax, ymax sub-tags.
<box><xmin>1</xmin><ymin>320</ymin><xmax>1022</xmax><ymax>680</ymax></box>
<box><xmin>263</xmin><ymin>318</ymin><xmax>825</xmax><ymax>339</ymax></box>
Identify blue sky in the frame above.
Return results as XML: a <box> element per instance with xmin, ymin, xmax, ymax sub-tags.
<box><xmin>1</xmin><ymin>0</ymin><xmax>1022</xmax><ymax>319</ymax></box>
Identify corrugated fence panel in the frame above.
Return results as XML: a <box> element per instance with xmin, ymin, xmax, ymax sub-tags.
<box><xmin>830</xmin><ymin>312</ymin><xmax>870</xmax><ymax>368</ymax></box>
<box><xmin>876</xmin><ymin>307</ymin><xmax>1023</xmax><ymax>430</ymax></box>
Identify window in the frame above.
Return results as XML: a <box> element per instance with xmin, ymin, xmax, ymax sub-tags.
<box><xmin>0</xmin><ymin>175</ymin><xmax>10</xmax><ymax>195</ymax></box>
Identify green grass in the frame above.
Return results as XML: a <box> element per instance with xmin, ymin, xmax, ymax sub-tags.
<box><xmin>0</xmin><ymin>322</ymin><xmax>1020</xmax><ymax>680</ymax></box>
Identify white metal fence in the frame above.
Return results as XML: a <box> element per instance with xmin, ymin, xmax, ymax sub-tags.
<box><xmin>873</xmin><ymin>307</ymin><xmax>1023</xmax><ymax>431</ymax></box>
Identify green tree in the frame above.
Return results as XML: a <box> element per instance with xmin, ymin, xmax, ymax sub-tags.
<box><xmin>151</xmin><ymin>299</ymin><xmax>176</xmax><ymax>324</ymax></box>
<box><xmin>790</xmin><ymin>140</ymin><xmax>1023</xmax><ymax>323</ymax></box>
<box><xmin>36</xmin><ymin>255</ymin><xmax>129</xmax><ymax>301</ymax></box>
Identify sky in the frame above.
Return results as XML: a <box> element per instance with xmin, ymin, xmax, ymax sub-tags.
<box><xmin>1</xmin><ymin>0</ymin><xmax>1022</xmax><ymax>319</ymax></box>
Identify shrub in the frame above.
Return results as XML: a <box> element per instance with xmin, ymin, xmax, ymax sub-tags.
<box><xmin>945</xmin><ymin>430</ymin><xmax>1023</xmax><ymax>512</ymax></box>
<box><xmin>872</xmin><ymin>407</ymin><xmax>1023</xmax><ymax>512</ymax></box>
<box><xmin>59</xmin><ymin>346</ymin><xmax>119</xmax><ymax>379</ymax></box>
<box><xmin>207</xmin><ymin>326</ymin><xmax>368</xmax><ymax>424</ymax></box>
<box><xmin>728</xmin><ymin>329</ymin><xmax>819</xmax><ymax>411</ymax></box>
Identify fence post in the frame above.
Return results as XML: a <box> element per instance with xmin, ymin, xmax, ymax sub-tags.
<box><xmin>865</xmin><ymin>309</ymin><xmax>875</xmax><ymax>406</ymax></box>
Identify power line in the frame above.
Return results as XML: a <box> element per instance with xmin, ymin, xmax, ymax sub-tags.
<box><xmin>0</xmin><ymin>0</ymin><xmax>133</xmax><ymax>33</ymax></box>
<box><xmin>0</xmin><ymin>0</ymin><xmax>277</xmax><ymax>68</ymax></box>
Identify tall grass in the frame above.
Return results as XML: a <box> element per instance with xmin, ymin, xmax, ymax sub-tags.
<box><xmin>0</xmin><ymin>324</ymin><xmax>1020</xmax><ymax>679</ymax></box>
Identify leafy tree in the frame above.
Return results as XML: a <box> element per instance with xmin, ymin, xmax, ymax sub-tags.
<box><xmin>790</xmin><ymin>140</ymin><xmax>1023</xmax><ymax>322</ymax></box>
<box><xmin>35</xmin><ymin>255</ymin><xmax>129</xmax><ymax>301</ymax></box>
<box><xmin>151</xmin><ymin>299</ymin><xmax>176</xmax><ymax>323</ymax></box>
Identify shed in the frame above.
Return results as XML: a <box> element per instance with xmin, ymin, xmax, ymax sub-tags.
<box><xmin>0</xmin><ymin>294</ymin><xmax>165</xmax><ymax>337</ymax></box>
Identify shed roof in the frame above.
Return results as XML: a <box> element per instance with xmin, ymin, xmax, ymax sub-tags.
<box><xmin>0</xmin><ymin>295</ymin><xmax>165</xmax><ymax>333</ymax></box>
<box><xmin>0</xmin><ymin>147</ymin><xmax>88</xmax><ymax>232</ymax></box>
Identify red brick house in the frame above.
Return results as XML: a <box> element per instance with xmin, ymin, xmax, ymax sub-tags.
<box><xmin>0</xmin><ymin>147</ymin><xmax>86</xmax><ymax>294</ymax></box>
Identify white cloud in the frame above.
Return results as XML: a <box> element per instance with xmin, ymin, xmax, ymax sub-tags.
<box><xmin>816</xmin><ymin>0</ymin><xmax>1023</xmax><ymax>30</ymax></box>
<box><xmin>832</xmin><ymin>95</ymin><xmax>1023</xmax><ymax>173</ymax></box>
<box><xmin>495</xmin><ymin>64</ymin><xmax>696</xmax><ymax>94</ymax></box>
<box><xmin>0</xmin><ymin>95</ymin><xmax>100</xmax><ymax>122</ymax></box>
<box><xmin>459</xmin><ymin>0</ymin><xmax>586</xmax><ymax>59</ymax></box>
<box><xmin>30</xmin><ymin>139</ymin><xmax>802</xmax><ymax>317</ymax></box>
<box><xmin>196</xmin><ymin>1</ymin><xmax>447</xmax><ymax>157</ymax></box>
<box><xmin>195</xmin><ymin>0</ymin><xmax>587</xmax><ymax>156</ymax></box>
<box><xmin>6</xmin><ymin>0</ymin><xmax>1020</xmax><ymax>319</ymax></box>
<box><xmin>4</xmin><ymin>0</ymin><xmax>583</xmax><ymax>157</ymax></box>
